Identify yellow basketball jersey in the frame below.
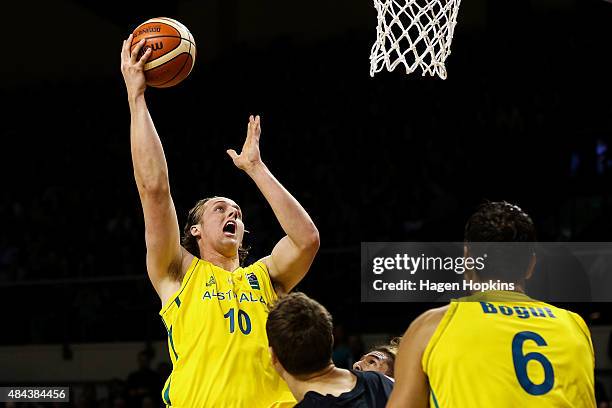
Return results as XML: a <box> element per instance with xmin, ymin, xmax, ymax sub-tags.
<box><xmin>423</xmin><ymin>291</ymin><xmax>595</xmax><ymax>408</ymax></box>
<box><xmin>159</xmin><ymin>258</ymin><xmax>295</xmax><ymax>407</ymax></box>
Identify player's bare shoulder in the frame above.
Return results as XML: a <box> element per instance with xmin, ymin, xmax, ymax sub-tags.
<box><xmin>405</xmin><ymin>305</ymin><xmax>450</xmax><ymax>351</ymax></box>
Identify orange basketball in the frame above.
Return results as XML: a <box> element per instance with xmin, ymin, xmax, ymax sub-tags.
<box><xmin>130</xmin><ymin>17</ymin><xmax>196</xmax><ymax>88</ymax></box>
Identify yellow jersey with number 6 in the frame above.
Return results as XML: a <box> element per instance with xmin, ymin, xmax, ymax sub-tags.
<box><xmin>422</xmin><ymin>291</ymin><xmax>595</xmax><ymax>408</ymax></box>
<box><xmin>159</xmin><ymin>258</ymin><xmax>295</xmax><ymax>407</ymax></box>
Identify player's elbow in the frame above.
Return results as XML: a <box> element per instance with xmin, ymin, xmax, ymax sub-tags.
<box><xmin>138</xmin><ymin>178</ymin><xmax>171</xmax><ymax>198</ymax></box>
<box><xmin>292</xmin><ymin>226</ymin><xmax>320</xmax><ymax>256</ymax></box>
<box><xmin>134</xmin><ymin>167</ymin><xmax>171</xmax><ymax>195</ymax></box>
<box><xmin>302</xmin><ymin>228</ymin><xmax>320</xmax><ymax>258</ymax></box>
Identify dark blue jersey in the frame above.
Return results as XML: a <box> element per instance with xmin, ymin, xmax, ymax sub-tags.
<box><xmin>295</xmin><ymin>370</ymin><xmax>393</xmax><ymax>408</ymax></box>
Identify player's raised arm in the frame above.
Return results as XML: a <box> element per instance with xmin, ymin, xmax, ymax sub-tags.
<box><xmin>227</xmin><ymin>115</ymin><xmax>320</xmax><ymax>294</ymax></box>
<box><xmin>120</xmin><ymin>35</ymin><xmax>192</xmax><ymax>304</ymax></box>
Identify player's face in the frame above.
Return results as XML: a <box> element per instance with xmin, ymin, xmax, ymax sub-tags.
<box><xmin>353</xmin><ymin>351</ymin><xmax>391</xmax><ymax>376</ymax></box>
<box><xmin>198</xmin><ymin>197</ymin><xmax>245</xmax><ymax>256</ymax></box>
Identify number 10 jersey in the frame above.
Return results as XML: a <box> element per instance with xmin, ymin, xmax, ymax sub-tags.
<box><xmin>159</xmin><ymin>258</ymin><xmax>295</xmax><ymax>407</ymax></box>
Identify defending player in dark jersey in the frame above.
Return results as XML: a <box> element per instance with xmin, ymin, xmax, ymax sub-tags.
<box><xmin>266</xmin><ymin>292</ymin><xmax>394</xmax><ymax>407</ymax></box>
<box><xmin>353</xmin><ymin>337</ymin><xmax>400</xmax><ymax>379</ymax></box>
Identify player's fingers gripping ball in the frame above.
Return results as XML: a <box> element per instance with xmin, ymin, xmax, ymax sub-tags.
<box><xmin>130</xmin><ymin>17</ymin><xmax>196</xmax><ymax>88</ymax></box>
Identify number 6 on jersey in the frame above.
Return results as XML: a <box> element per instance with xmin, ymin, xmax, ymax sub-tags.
<box><xmin>512</xmin><ymin>331</ymin><xmax>555</xmax><ymax>395</ymax></box>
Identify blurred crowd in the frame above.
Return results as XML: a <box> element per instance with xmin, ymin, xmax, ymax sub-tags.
<box><xmin>2</xmin><ymin>350</ymin><xmax>169</xmax><ymax>408</ymax></box>
<box><xmin>0</xmin><ymin>334</ymin><xmax>369</xmax><ymax>408</ymax></box>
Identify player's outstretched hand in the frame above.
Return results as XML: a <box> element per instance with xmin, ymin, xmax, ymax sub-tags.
<box><xmin>120</xmin><ymin>34</ymin><xmax>152</xmax><ymax>99</ymax></box>
<box><xmin>227</xmin><ymin>115</ymin><xmax>264</xmax><ymax>174</ymax></box>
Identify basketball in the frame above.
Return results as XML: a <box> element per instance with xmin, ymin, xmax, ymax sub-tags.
<box><xmin>130</xmin><ymin>17</ymin><xmax>196</xmax><ymax>88</ymax></box>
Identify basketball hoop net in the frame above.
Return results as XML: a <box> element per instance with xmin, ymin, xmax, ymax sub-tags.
<box><xmin>369</xmin><ymin>0</ymin><xmax>462</xmax><ymax>79</ymax></box>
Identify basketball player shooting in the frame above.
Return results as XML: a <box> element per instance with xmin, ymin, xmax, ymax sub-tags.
<box><xmin>120</xmin><ymin>36</ymin><xmax>320</xmax><ymax>407</ymax></box>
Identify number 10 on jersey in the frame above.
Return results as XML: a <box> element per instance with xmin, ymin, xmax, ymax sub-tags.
<box><xmin>224</xmin><ymin>308</ymin><xmax>252</xmax><ymax>335</ymax></box>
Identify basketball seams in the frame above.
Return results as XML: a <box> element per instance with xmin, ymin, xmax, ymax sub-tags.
<box><xmin>143</xmin><ymin>39</ymin><xmax>191</xmax><ymax>70</ymax></box>
<box><xmin>184</xmin><ymin>37</ymin><xmax>194</xmax><ymax>78</ymax></box>
<box><xmin>151</xmin><ymin>17</ymin><xmax>189</xmax><ymax>40</ymax></box>
<box><xmin>189</xmin><ymin>32</ymin><xmax>196</xmax><ymax>64</ymax></box>
<box><xmin>161</xmin><ymin>17</ymin><xmax>196</xmax><ymax>49</ymax></box>
<box><xmin>157</xmin><ymin>55</ymin><xmax>193</xmax><ymax>88</ymax></box>
<box><xmin>157</xmin><ymin>44</ymin><xmax>192</xmax><ymax>87</ymax></box>
<box><xmin>145</xmin><ymin>52</ymin><xmax>188</xmax><ymax>80</ymax></box>
<box><xmin>160</xmin><ymin>17</ymin><xmax>192</xmax><ymax>43</ymax></box>
<box><xmin>130</xmin><ymin>35</ymin><xmax>196</xmax><ymax>48</ymax></box>
<box><xmin>157</xmin><ymin>53</ymin><xmax>189</xmax><ymax>87</ymax></box>
<box><xmin>145</xmin><ymin>53</ymin><xmax>189</xmax><ymax>86</ymax></box>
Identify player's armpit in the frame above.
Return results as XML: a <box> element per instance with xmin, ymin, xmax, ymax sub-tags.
<box><xmin>261</xmin><ymin>233</ymin><xmax>319</xmax><ymax>295</ymax></box>
<box><xmin>387</xmin><ymin>306</ymin><xmax>448</xmax><ymax>408</ymax></box>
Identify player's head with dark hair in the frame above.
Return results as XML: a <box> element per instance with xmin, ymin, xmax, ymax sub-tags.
<box><xmin>266</xmin><ymin>292</ymin><xmax>334</xmax><ymax>377</ymax></box>
<box><xmin>464</xmin><ymin>201</ymin><xmax>536</xmax><ymax>283</ymax></box>
<box><xmin>464</xmin><ymin>201</ymin><xmax>536</xmax><ymax>243</ymax></box>
<box><xmin>181</xmin><ymin>197</ymin><xmax>248</xmax><ymax>264</ymax></box>
<box><xmin>353</xmin><ymin>337</ymin><xmax>401</xmax><ymax>378</ymax></box>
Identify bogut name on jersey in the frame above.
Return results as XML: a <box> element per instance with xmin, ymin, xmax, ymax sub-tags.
<box><xmin>203</xmin><ymin>289</ymin><xmax>267</xmax><ymax>305</ymax></box>
<box><xmin>480</xmin><ymin>302</ymin><xmax>556</xmax><ymax>319</ymax></box>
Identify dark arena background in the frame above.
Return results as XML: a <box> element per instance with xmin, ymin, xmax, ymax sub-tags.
<box><xmin>2</xmin><ymin>0</ymin><xmax>612</xmax><ymax>406</ymax></box>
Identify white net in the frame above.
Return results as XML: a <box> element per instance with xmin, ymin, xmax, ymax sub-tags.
<box><xmin>370</xmin><ymin>0</ymin><xmax>462</xmax><ymax>79</ymax></box>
